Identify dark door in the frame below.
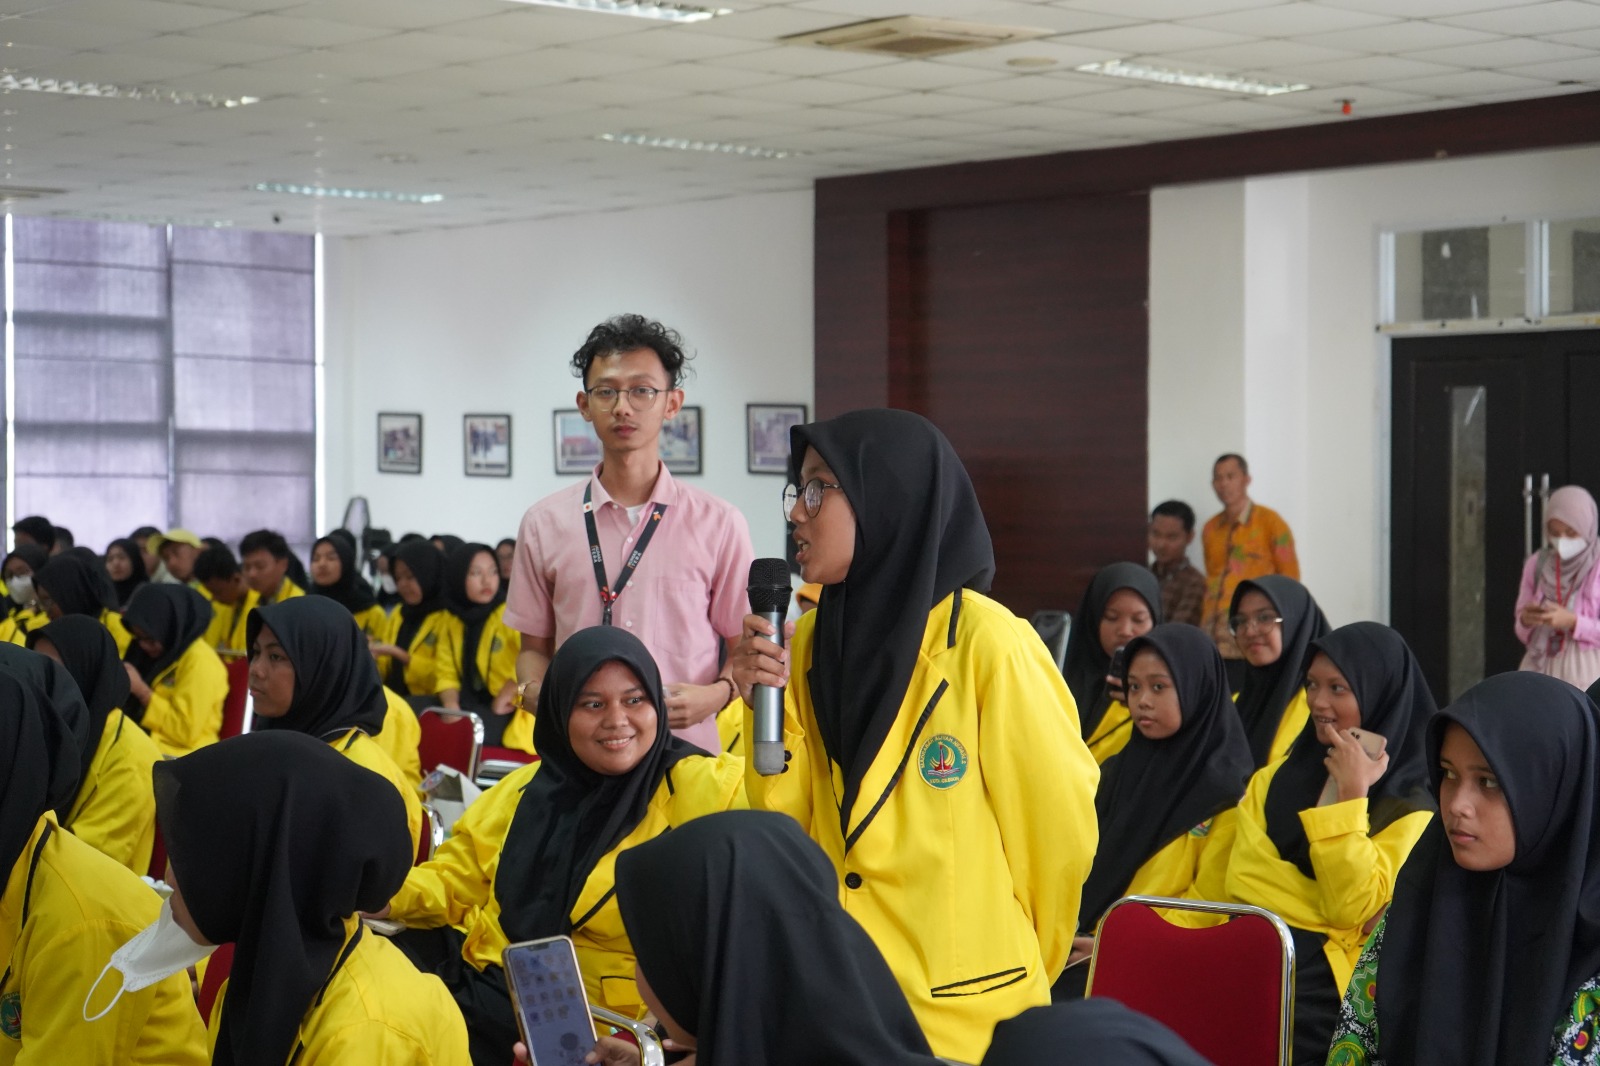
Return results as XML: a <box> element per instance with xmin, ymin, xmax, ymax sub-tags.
<box><xmin>1392</xmin><ymin>330</ymin><xmax>1600</xmax><ymax>703</ymax></box>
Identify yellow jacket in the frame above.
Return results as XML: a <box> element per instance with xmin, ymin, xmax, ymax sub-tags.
<box><xmin>204</xmin><ymin>596</ymin><xmax>252</xmax><ymax>656</ymax></box>
<box><xmin>139</xmin><ymin>638</ymin><xmax>228</xmax><ymax>756</ymax></box>
<box><xmin>62</xmin><ymin>709</ymin><xmax>161</xmax><ymax>876</ymax></box>
<box><xmin>206</xmin><ymin>917</ymin><xmax>470</xmax><ymax>1065</ymax></box>
<box><xmin>1086</xmin><ymin>701</ymin><xmax>1133</xmax><ymax>765</ymax></box>
<box><xmin>747</xmin><ymin>590</ymin><xmax>1100</xmax><ymax>1064</ymax></box>
<box><xmin>714</xmin><ymin>701</ymin><xmax>745</xmax><ymax>759</ymax></box>
<box><xmin>330</xmin><ymin>729</ymin><xmax>423</xmax><ymax>856</ymax></box>
<box><xmin>99</xmin><ymin>609</ymin><xmax>133</xmax><ymax>657</ymax></box>
<box><xmin>1182</xmin><ymin>758</ymin><xmax>1432</xmax><ymax>990</ymax></box>
<box><xmin>1121</xmin><ymin>817</ymin><xmax>1220</xmax><ymax>902</ymax></box>
<box><xmin>353</xmin><ymin>604</ymin><xmax>389</xmax><ymax>643</ymax></box>
<box><xmin>375</xmin><ymin>688</ymin><xmax>423</xmax><ymax>792</ymax></box>
<box><xmin>0</xmin><ymin>611</ymin><xmax>45</xmax><ymax>647</ymax></box>
<box><xmin>377</xmin><ymin>609</ymin><xmax>450</xmax><ymax>699</ymax></box>
<box><xmin>1263</xmin><ymin>689</ymin><xmax>1311</xmax><ymax>766</ymax></box>
<box><xmin>389</xmin><ymin>755</ymin><xmax>747</xmax><ymax>1017</ymax></box>
<box><xmin>434</xmin><ymin>605</ymin><xmax>519</xmax><ymax>702</ymax></box>
<box><xmin>0</xmin><ymin>814</ymin><xmax>206</xmax><ymax>1065</ymax></box>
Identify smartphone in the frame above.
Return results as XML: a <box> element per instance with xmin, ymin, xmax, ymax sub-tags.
<box><xmin>1105</xmin><ymin>645</ymin><xmax>1129</xmax><ymax>701</ymax></box>
<box><xmin>1317</xmin><ymin>729</ymin><xmax>1389</xmax><ymax>807</ymax></box>
<box><xmin>503</xmin><ymin>936</ymin><xmax>596</xmax><ymax>1066</ymax></box>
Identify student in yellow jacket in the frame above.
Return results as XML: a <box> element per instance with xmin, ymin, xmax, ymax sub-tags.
<box><xmin>1064</xmin><ymin>563</ymin><xmax>1162</xmax><ymax>765</ymax></box>
<box><xmin>381</xmin><ymin>626</ymin><xmax>746</xmax><ymax>1066</ymax></box>
<box><xmin>0</xmin><ymin>670</ymin><xmax>206</xmax><ymax>1064</ymax></box>
<box><xmin>0</xmin><ymin>545</ymin><xmax>49</xmax><ymax>647</ymax></box>
<box><xmin>26</xmin><ymin>618</ymin><xmax>161</xmax><ymax>875</ymax></box>
<box><xmin>1053</xmin><ymin>623</ymin><xmax>1254</xmax><ymax>1000</ymax></box>
<box><xmin>157</xmin><ymin>731</ymin><xmax>470</xmax><ymax>1065</ymax></box>
<box><xmin>732</xmin><ymin>410</ymin><xmax>1100</xmax><ymax>1065</ymax></box>
<box><xmin>435</xmin><ymin>543</ymin><xmax>520</xmax><ymax>747</ymax></box>
<box><xmin>1183</xmin><ymin>621</ymin><xmax>1436</xmax><ymax>1064</ymax></box>
<box><xmin>32</xmin><ymin>552</ymin><xmax>134</xmax><ymax>656</ymax></box>
<box><xmin>245</xmin><ymin>596</ymin><xmax>424</xmax><ymax>855</ymax></box>
<box><xmin>1229</xmin><ymin>575</ymin><xmax>1331</xmax><ymax>768</ymax></box>
<box><xmin>309</xmin><ymin>533</ymin><xmax>389</xmax><ymax>641</ymax></box>
<box><xmin>121</xmin><ymin>583</ymin><xmax>227</xmax><ymax>756</ymax></box>
<box><xmin>371</xmin><ymin>541</ymin><xmax>452</xmax><ymax>708</ymax></box>
<box><xmin>194</xmin><ymin>546</ymin><xmax>254</xmax><ymax>655</ymax></box>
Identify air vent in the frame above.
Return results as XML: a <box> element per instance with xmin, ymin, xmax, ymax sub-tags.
<box><xmin>0</xmin><ymin>186</ymin><xmax>64</xmax><ymax>204</ymax></box>
<box><xmin>782</xmin><ymin>16</ymin><xmax>1050</xmax><ymax>58</ymax></box>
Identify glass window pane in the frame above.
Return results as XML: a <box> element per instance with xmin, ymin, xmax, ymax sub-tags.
<box><xmin>1548</xmin><ymin>216</ymin><xmax>1600</xmax><ymax>315</ymax></box>
<box><xmin>171</xmin><ymin>262</ymin><xmax>313</xmax><ymax>361</ymax></box>
<box><xmin>15</xmin><ymin>474</ymin><xmax>169</xmax><ymax>555</ymax></box>
<box><xmin>177</xmin><ymin>473</ymin><xmax>312</xmax><ymax>551</ymax></box>
<box><xmin>12</xmin><ymin>217</ymin><xmax>166</xmax><ymax>268</ymax></box>
<box><xmin>173</xmin><ymin>356</ymin><xmax>313</xmax><ymax>433</ymax></box>
<box><xmin>172</xmin><ymin>227</ymin><xmax>314</xmax><ymax>271</ymax></box>
<box><xmin>14</xmin><ymin>356</ymin><xmax>165</xmax><ymax>423</ymax></box>
<box><xmin>1392</xmin><ymin>223</ymin><xmax>1525</xmax><ymax>322</ymax></box>
<box><xmin>1448</xmin><ymin>385</ymin><xmax>1488</xmax><ymax>701</ymax></box>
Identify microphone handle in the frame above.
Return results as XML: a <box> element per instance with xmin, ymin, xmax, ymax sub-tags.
<box><xmin>750</xmin><ymin>607</ymin><xmax>787</xmax><ymax>776</ymax></box>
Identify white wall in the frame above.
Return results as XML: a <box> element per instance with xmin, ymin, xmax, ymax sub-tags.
<box><xmin>323</xmin><ymin>190</ymin><xmax>814</xmax><ymax>562</ymax></box>
<box><xmin>1150</xmin><ymin>143</ymin><xmax>1600</xmax><ymax>626</ymax></box>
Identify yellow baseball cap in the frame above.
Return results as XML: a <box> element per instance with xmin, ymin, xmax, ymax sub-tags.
<box><xmin>148</xmin><ymin>528</ymin><xmax>204</xmax><ymax>554</ymax></box>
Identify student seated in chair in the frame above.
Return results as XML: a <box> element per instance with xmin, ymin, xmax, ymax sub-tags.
<box><xmin>121</xmin><ymin>584</ymin><xmax>226</xmax><ymax>756</ymax></box>
<box><xmin>239</xmin><ymin>528</ymin><xmax>305</xmax><ymax>608</ymax></box>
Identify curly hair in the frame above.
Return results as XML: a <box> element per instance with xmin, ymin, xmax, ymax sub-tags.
<box><xmin>570</xmin><ymin>314</ymin><xmax>693</xmax><ymax>389</ymax></box>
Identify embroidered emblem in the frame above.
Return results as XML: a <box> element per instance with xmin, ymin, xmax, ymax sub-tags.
<box><xmin>1</xmin><ymin>991</ymin><xmax>20</xmax><ymax>1039</ymax></box>
<box><xmin>1188</xmin><ymin>820</ymin><xmax>1212</xmax><ymax>838</ymax></box>
<box><xmin>918</xmin><ymin>734</ymin><xmax>969</xmax><ymax>790</ymax></box>
<box><xmin>490</xmin><ymin>636</ymin><xmax>504</xmax><ymax>656</ymax></box>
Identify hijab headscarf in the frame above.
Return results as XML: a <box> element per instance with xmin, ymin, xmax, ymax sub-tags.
<box><xmin>0</xmin><ymin>670</ymin><xmax>81</xmax><ymax>876</ymax></box>
<box><xmin>791</xmin><ymin>410</ymin><xmax>994</xmax><ymax>829</ymax></box>
<box><xmin>33</xmin><ymin>552</ymin><xmax>118</xmax><ymax>618</ymax></box>
<box><xmin>1079</xmin><ymin>624</ymin><xmax>1253</xmax><ymax>927</ymax></box>
<box><xmin>105</xmin><ymin>537</ymin><xmax>149</xmax><ymax>609</ymax></box>
<box><xmin>982</xmin><ymin>1001</ymin><xmax>1211</xmax><ymax>1066</ymax></box>
<box><xmin>154</xmin><ymin>731</ymin><xmax>411</xmax><ymax>1066</ymax></box>
<box><xmin>248</xmin><ymin>597</ymin><xmax>386</xmax><ymax>740</ymax></box>
<box><xmin>1063</xmin><ymin>562</ymin><xmax>1164</xmax><ymax>738</ymax></box>
<box><xmin>0</xmin><ymin>642</ymin><xmax>90</xmax><ymax>823</ymax></box>
<box><xmin>1230</xmin><ymin>576</ymin><xmax>1330</xmax><ymax>767</ymax></box>
<box><xmin>442</xmin><ymin>543</ymin><xmax>505</xmax><ymax>704</ymax></box>
<box><xmin>1262</xmin><ymin>621</ymin><xmax>1436</xmax><ymax>879</ymax></box>
<box><xmin>122</xmin><ymin>583</ymin><xmax>213</xmax><ymax>683</ymax></box>
<box><xmin>1537</xmin><ymin>484</ymin><xmax>1600</xmax><ymax>601</ymax></box>
<box><xmin>24</xmin><ymin>617</ymin><xmax>127</xmax><ymax>808</ymax></box>
<box><xmin>3</xmin><ymin>543</ymin><xmax>49</xmax><ymax>606</ymax></box>
<box><xmin>1378</xmin><ymin>673</ymin><xmax>1600</xmax><ymax>1066</ymax></box>
<box><xmin>616</xmin><ymin>810</ymin><xmax>938</xmax><ymax>1066</ymax></box>
<box><xmin>431</xmin><ymin>534</ymin><xmax>465</xmax><ymax>556</ymax></box>
<box><xmin>387</xmin><ymin>541</ymin><xmax>446</xmax><ymax>693</ymax></box>
<box><xmin>495</xmin><ymin>626</ymin><xmax>700</xmax><ymax>944</ymax></box>
<box><xmin>307</xmin><ymin>534</ymin><xmax>377</xmax><ymax>616</ymax></box>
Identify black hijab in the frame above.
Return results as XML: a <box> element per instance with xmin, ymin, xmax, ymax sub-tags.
<box><xmin>443</xmin><ymin>543</ymin><xmax>505</xmax><ymax>703</ymax></box>
<box><xmin>105</xmin><ymin>537</ymin><xmax>149</xmax><ymax>609</ymax></box>
<box><xmin>432</xmin><ymin>534</ymin><xmax>465</xmax><ymax>555</ymax></box>
<box><xmin>1231</xmin><ymin>576</ymin><xmax>1330</xmax><ymax>767</ymax></box>
<box><xmin>0</xmin><ymin>669</ymin><xmax>81</xmax><ymax>877</ymax></box>
<box><xmin>122</xmin><ymin>583</ymin><xmax>214</xmax><ymax>682</ymax></box>
<box><xmin>34</xmin><ymin>552</ymin><xmax>117</xmax><ymax>618</ymax></box>
<box><xmin>1379</xmin><ymin>673</ymin><xmax>1600</xmax><ymax>1066</ymax></box>
<box><xmin>0</xmin><ymin>642</ymin><xmax>90</xmax><ymax>824</ymax></box>
<box><xmin>983</xmin><ymin>1001</ymin><xmax>1211</xmax><ymax>1066</ymax></box>
<box><xmin>1262</xmin><ymin>621</ymin><xmax>1436</xmax><ymax>879</ymax></box>
<box><xmin>4</xmin><ymin>543</ymin><xmax>48</xmax><ymax>614</ymax></box>
<box><xmin>308</xmin><ymin>534</ymin><xmax>377</xmax><ymax>616</ymax></box>
<box><xmin>616</xmin><ymin>810</ymin><xmax>938</xmax><ymax>1066</ymax></box>
<box><xmin>1063</xmin><ymin>562</ymin><xmax>1164</xmax><ymax>738</ymax></box>
<box><xmin>248</xmin><ymin>597</ymin><xmax>386</xmax><ymax>740</ymax></box>
<box><xmin>24</xmin><ymin>617</ymin><xmax>127</xmax><ymax>809</ymax></box>
<box><xmin>495</xmin><ymin>626</ymin><xmax>700</xmax><ymax>944</ymax></box>
<box><xmin>388</xmin><ymin>541</ymin><xmax>446</xmax><ymax>693</ymax></box>
<box><xmin>792</xmin><ymin>410</ymin><xmax>994</xmax><ymax>829</ymax></box>
<box><xmin>154</xmin><ymin>731</ymin><xmax>411</xmax><ymax>1066</ymax></box>
<box><xmin>1079</xmin><ymin>624</ymin><xmax>1254</xmax><ymax>927</ymax></box>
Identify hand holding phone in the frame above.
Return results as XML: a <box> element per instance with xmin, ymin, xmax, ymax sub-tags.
<box><xmin>503</xmin><ymin>936</ymin><xmax>596</xmax><ymax>1066</ymax></box>
<box><xmin>1105</xmin><ymin>645</ymin><xmax>1128</xmax><ymax>704</ymax></box>
<box><xmin>1318</xmin><ymin>728</ymin><xmax>1390</xmax><ymax>806</ymax></box>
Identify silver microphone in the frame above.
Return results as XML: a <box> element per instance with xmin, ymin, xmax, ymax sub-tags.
<box><xmin>747</xmin><ymin>557</ymin><xmax>791</xmax><ymax>776</ymax></box>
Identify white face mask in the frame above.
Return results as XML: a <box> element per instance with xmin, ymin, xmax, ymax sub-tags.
<box><xmin>1555</xmin><ymin>536</ymin><xmax>1587</xmax><ymax>562</ymax></box>
<box><xmin>8</xmin><ymin>575</ymin><xmax>32</xmax><ymax>605</ymax></box>
<box><xmin>83</xmin><ymin>898</ymin><xmax>215</xmax><ymax>1022</ymax></box>
<box><xmin>379</xmin><ymin>574</ymin><xmax>397</xmax><ymax>595</ymax></box>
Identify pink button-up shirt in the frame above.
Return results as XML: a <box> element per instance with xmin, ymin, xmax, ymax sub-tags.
<box><xmin>503</xmin><ymin>463</ymin><xmax>754</xmax><ymax>753</ymax></box>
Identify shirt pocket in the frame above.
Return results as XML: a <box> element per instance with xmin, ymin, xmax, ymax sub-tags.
<box><xmin>646</xmin><ymin>577</ymin><xmax>711</xmax><ymax>660</ymax></box>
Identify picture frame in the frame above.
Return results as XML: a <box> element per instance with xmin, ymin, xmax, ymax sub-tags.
<box><xmin>553</xmin><ymin>409</ymin><xmax>602</xmax><ymax>476</ymax></box>
<box><xmin>660</xmin><ymin>405</ymin><xmax>702</xmax><ymax>476</ymax></box>
<box><xmin>464</xmin><ymin>413</ymin><xmax>512</xmax><ymax>478</ymax></box>
<box><xmin>377</xmin><ymin>412</ymin><xmax>422</xmax><ymax>475</ymax></box>
<box><xmin>746</xmin><ymin>403</ymin><xmax>807</xmax><ymax>475</ymax></box>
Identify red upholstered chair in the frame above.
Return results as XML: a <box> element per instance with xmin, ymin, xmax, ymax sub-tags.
<box><xmin>476</xmin><ymin>745</ymin><xmax>538</xmax><ymax>788</ymax></box>
<box><xmin>1086</xmin><ymin>895</ymin><xmax>1295</xmax><ymax>1066</ymax></box>
<box><xmin>195</xmin><ymin>942</ymin><xmax>234</xmax><ymax>1023</ymax></box>
<box><xmin>417</xmin><ymin>708</ymin><xmax>483</xmax><ymax>780</ymax></box>
<box><xmin>220</xmin><ymin>656</ymin><xmax>251</xmax><ymax>740</ymax></box>
<box><xmin>147</xmin><ymin>819</ymin><xmax>168</xmax><ymax>880</ymax></box>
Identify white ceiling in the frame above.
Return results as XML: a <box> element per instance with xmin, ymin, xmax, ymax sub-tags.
<box><xmin>2</xmin><ymin>0</ymin><xmax>1597</xmax><ymax>235</ymax></box>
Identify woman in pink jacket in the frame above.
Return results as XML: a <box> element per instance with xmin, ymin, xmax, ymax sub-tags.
<box><xmin>1516</xmin><ymin>484</ymin><xmax>1600</xmax><ymax>690</ymax></box>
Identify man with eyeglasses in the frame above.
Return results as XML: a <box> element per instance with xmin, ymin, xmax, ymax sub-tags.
<box><xmin>501</xmin><ymin>314</ymin><xmax>753</xmax><ymax>754</ymax></box>
<box><xmin>1199</xmin><ymin>453</ymin><xmax>1299</xmax><ymax>685</ymax></box>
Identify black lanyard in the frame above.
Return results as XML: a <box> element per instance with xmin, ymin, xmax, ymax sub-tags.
<box><xmin>583</xmin><ymin>482</ymin><xmax>668</xmax><ymax>627</ymax></box>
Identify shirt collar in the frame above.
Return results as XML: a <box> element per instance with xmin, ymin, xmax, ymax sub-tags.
<box><xmin>588</xmin><ymin>460</ymin><xmax>677</xmax><ymax>510</ymax></box>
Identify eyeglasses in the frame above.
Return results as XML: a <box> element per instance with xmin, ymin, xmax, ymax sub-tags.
<box><xmin>586</xmin><ymin>386</ymin><xmax>663</xmax><ymax>410</ymax></box>
<box><xmin>1229</xmin><ymin>611</ymin><xmax>1284</xmax><ymax>635</ymax></box>
<box><xmin>782</xmin><ymin>478</ymin><xmax>843</xmax><ymax>519</ymax></box>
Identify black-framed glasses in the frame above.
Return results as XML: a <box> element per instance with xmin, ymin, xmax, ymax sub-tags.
<box><xmin>1229</xmin><ymin>611</ymin><xmax>1284</xmax><ymax>635</ymax></box>
<box><xmin>782</xmin><ymin>478</ymin><xmax>842</xmax><ymax>519</ymax></box>
<box><xmin>586</xmin><ymin>385</ymin><xmax>663</xmax><ymax>410</ymax></box>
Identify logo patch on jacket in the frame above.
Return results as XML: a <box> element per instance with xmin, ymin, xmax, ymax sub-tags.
<box><xmin>1</xmin><ymin>991</ymin><xmax>19</xmax><ymax>1039</ymax></box>
<box><xmin>918</xmin><ymin>734</ymin><xmax>968</xmax><ymax>790</ymax></box>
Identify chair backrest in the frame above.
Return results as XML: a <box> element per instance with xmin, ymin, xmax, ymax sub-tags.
<box><xmin>220</xmin><ymin>656</ymin><xmax>250</xmax><ymax>740</ymax></box>
<box><xmin>417</xmin><ymin>802</ymin><xmax>445</xmax><ymax>864</ymax></box>
<box><xmin>1030</xmin><ymin>610</ymin><xmax>1071</xmax><ymax>672</ymax></box>
<box><xmin>418</xmin><ymin>707</ymin><xmax>484</xmax><ymax>780</ymax></box>
<box><xmin>196</xmin><ymin>942</ymin><xmax>235</xmax><ymax>1023</ymax></box>
<box><xmin>1086</xmin><ymin>895</ymin><xmax>1295</xmax><ymax>1066</ymax></box>
<box><xmin>147</xmin><ymin>818</ymin><xmax>168</xmax><ymax>880</ymax></box>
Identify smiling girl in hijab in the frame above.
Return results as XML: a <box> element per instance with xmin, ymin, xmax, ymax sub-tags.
<box><xmin>371</xmin><ymin>541</ymin><xmax>453</xmax><ymax>708</ymax></box>
<box><xmin>1515</xmin><ymin>484</ymin><xmax>1600</xmax><ymax>690</ymax></box>
<box><xmin>1230</xmin><ymin>575</ymin><xmax>1332</xmax><ymax>768</ymax></box>
<box><xmin>1064</xmin><ymin>562</ymin><xmax>1163</xmax><ymax>764</ymax></box>
<box><xmin>435</xmin><ymin>543</ymin><xmax>520</xmax><ymax>746</ymax></box>
<box><xmin>33</xmin><ymin>551</ymin><xmax>135</xmax><ymax>655</ymax></box>
<box><xmin>1185</xmin><ymin>621</ymin><xmax>1435</xmax><ymax>1064</ymax></box>
<box><xmin>308</xmin><ymin>533</ymin><xmax>387</xmax><ymax>640</ymax></box>
<box><xmin>246</xmin><ymin>596</ymin><xmax>423</xmax><ymax>854</ymax></box>
<box><xmin>121</xmin><ymin>583</ymin><xmax>226</xmax><ymax>756</ymax></box>
<box><xmin>24</xmin><ymin>616</ymin><xmax>162</xmax><ymax>874</ymax></box>
<box><xmin>1328</xmin><ymin>672</ymin><xmax>1600</xmax><ymax>1066</ymax></box>
<box><xmin>381</xmin><ymin>626</ymin><xmax>745</xmax><ymax>1066</ymax></box>
<box><xmin>731</xmin><ymin>409</ymin><xmax>1099</xmax><ymax>1064</ymax></box>
<box><xmin>157</xmin><ymin>731</ymin><xmax>469</xmax><ymax>1065</ymax></box>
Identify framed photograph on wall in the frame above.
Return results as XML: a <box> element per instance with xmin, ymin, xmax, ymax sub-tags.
<box><xmin>378</xmin><ymin>412</ymin><xmax>422</xmax><ymax>474</ymax></box>
<box><xmin>553</xmin><ymin>409</ymin><xmax>602</xmax><ymax>476</ymax></box>
<box><xmin>746</xmin><ymin>403</ymin><xmax>807</xmax><ymax>475</ymax></box>
<box><xmin>660</xmin><ymin>405</ymin><xmax>701</xmax><ymax>475</ymax></box>
<box><xmin>464</xmin><ymin>413</ymin><xmax>512</xmax><ymax>478</ymax></box>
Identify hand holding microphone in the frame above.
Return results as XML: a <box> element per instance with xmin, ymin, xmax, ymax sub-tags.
<box><xmin>739</xmin><ymin>558</ymin><xmax>796</xmax><ymax>776</ymax></box>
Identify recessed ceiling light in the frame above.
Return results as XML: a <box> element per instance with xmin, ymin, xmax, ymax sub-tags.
<box><xmin>597</xmin><ymin>132</ymin><xmax>799</xmax><ymax>159</ymax></box>
<box><xmin>250</xmin><ymin>182</ymin><xmax>444</xmax><ymax>204</ymax></box>
<box><xmin>1073</xmin><ymin>60</ymin><xmax>1309</xmax><ymax>96</ymax></box>
<box><xmin>501</xmin><ymin>0</ymin><xmax>730</xmax><ymax>22</ymax></box>
<box><xmin>0</xmin><ymin>73</ymin><xmax>258</xmax><ymax>108</ymax></box>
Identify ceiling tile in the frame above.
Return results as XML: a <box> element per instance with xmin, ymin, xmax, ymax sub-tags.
<box><xmin>1058</xmin><ymin>0</ymin><xmax>1286</xmax><ymax>18</ymax></box>
<box><xmin>1179</xmin><ymin>3</ymin><xmax>1396</xmax><ymax>36</ymax></box>
<box><xmin>1402</xmin><ymin>37</ymin><xmax>1597</xmax><ymax>68</ymax></box>
<box><xmin>1</xmin><ymin>16</ymin><xmax>160</xmax><ymax>49</ymax></box>
<box><xmin>666</xmin><ymin>6</ymin><xmax>861</xmax><ymax>41</ymax></box>
<box><xmin>1546</xmin><ymin>26</ymin><xmax>1600</xmax><ymax>48</ymax></box>
<box><xmin>1280</xmin><ymin>54</ymin><xmax>1465</xmax><ymax>83</ymax></box>
<box><xmin>1381</xmin><ymin>69</ymin><xmax>1558</xmax><ymax>96</ymax></box>
<box><xmin>305</xmin><ymin>0</ymin><xmax>510</xmax><ymax>31</ymax></box>
<box><xmin>833</xmin><ymin>90</ymin><xmax>1008</xmax><ymax>116</ymax></box>
<box><xmin>924</xmin><ymin>38</ymin><xmax>1125</xmax><ymax>70</ymax></box>
<box><xmin>839</xmin><ymin>113</ymin><xmax>1005</xmax><ymax>138</ymax></box>
<box><xmin>111</xmin><ymin>31</ymin><xmax>302</xmax><ymax>65</ymax></box>
<box><xmin>1164</xmin><ymin>40</ymin><xmax>1361</xmax><ymax>71</ymax></box>
<box><xmin>756</xmin><ymin>103</ymin><xmax>924</xmax><ymax>128</ymax></box>
<box><xmin>33</xmin><ymin>0</ymin><xmax>246</xmax><ymax>31</ymax></box>
<box><xmin>829</xmin><ymin>59</ymin><xmax>1015</xmax><ymax>91</ymax></box>
<box><xmin>737</xmin><ymin>77</ymin><xmax>901</xmax><ymax>105</ymax></box>
<box><xmin>25</xmin><ymin>53</ymin><xmax>225</xmax><ymax>82</ymax></box>
<box><xmin>336</xmin><ymin>29</ymin><xmax>532</xmax><ymax>63</ymax></box>
<box><xmin>186</xmin><ymin>13</ymin><xmax>402</xmax><ymax>48</ymax></box>
<box><xmin>1044</xmin><ymin>82</ymin><xmax>1229</xmax><ymax>110</ymax></box>
<box><xmin>1297</xmin><ymin>20</ymin><xmax>1498</xmax><ymax>52</ymax></box>
<box><xmin>664</xmin><ymin>92</ymin><xmax>800</xmax><ymax>116</ymax></box>
<box><xmin>1318</xmin><ymin>0</ymin><xmax>1550</xmax><ymax>17</ymax></box>
<box><xmin>1052</xmin><ymin>22</ymin><xmax>1254</xmax><ymax>55</ymax></box>
<box><xmin>703</xmin><ymin>44</ymin><xmax>904</xmax><ymax>76</ymax></box>
<box><xmin>245</xmin><ymin>48</ymin><xmax>441</xmax><ymax>80</ymax></box>
<box><xmin>1441</xmin><ymin>0</ymin><xmax>1600</xmax><ymax>34</ymax></box>
<box><xmin>941</xmin><ymin>71</ymin><xmax>1122</xmax><ymax>102</ymax></box>
<box><xmin>1145</xmin><ymin>96</ymin><xmax>1313</xmax><ymax>125</ymax></box>
<box><xmin>1502</xmin><ymin>54</ymin><xmax>1600</xmax><ymax>80</ymax></box>
<box><xmin>601</xmin><ymin>61</ymin><xmax>789</xmax><ymax>93</ymax></box>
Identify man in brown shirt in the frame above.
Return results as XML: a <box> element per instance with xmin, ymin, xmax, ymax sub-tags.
<box><xmin>1149</xmin><ymin>500</ymin><xmax>1206</xmax><ymax>626</ymax></box>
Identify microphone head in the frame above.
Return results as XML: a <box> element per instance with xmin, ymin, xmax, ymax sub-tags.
<box><xmin>747</xmin><ymin>557</ymin><xmax>791</xmax><ymax>614</ymax></box>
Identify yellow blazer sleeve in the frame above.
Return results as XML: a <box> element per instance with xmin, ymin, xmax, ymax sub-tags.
<box><xmin>353</xmin><ymin>604</ymin><xmax>389</xmax><ymax>643</ymax></box>
<box><xmin>374</xmin><ymin>608</ymin><xmax>400</xmax><ymax>682</ymax></box>
<box><xmin>404</xmin><ymin>613</ymin><xmax>447</xmax><ymax>697</ymax></box>
<box><xmin>63</xmin><ymin>712</ymin><xmax>160</xmax><ymax>875</ymax></box>
<box><xmin>742</xmin><ymin>677</ymin><xmax>817</xmax><ymax>838</ymax></box>
<box><xmin>1124</xmin><ymin>822</ymin><xmax>1211</xmax><ymax>902</ymax></box>
<box><xmin>1164</xmin><ymin>808</ymin><xmax>1239</xmax><ymax>928</ymax></box>
<box><xmin>485</xmin><ymin>612</ymin><xmax>520</xmax><ymax>696</ymax></box>
<box><xmin>374</xmin><ymin>688</ymin><xmax>423</xmax><ymax>792</ymax></box>
<box><xmin>101</xmin><ymin>610</ymin><xmax>134</xmax><ymax>657</ymax></box>
<box><xmin>140</xmin><ymin>642</ymin><xmax>227</xmax><ymax>756</ymax></box>
<box><xmin>1086</xmin><ymin>702</ymin><xmax>1133</xmax><ymax>765</ymax></box>
<box><xmin>1302</xmin><ymin>800</ymin><xmax>1432</xmax><ymax>931</ymax></box>
<box><xmin>338</xmin><ymin>732</ymin><xmax>423</xmax><ymax>857</ymax></box>
<box><xmin>432</xmin><ymin>614</ymin><xmax>466</xmax><ymax>695</ymax></box>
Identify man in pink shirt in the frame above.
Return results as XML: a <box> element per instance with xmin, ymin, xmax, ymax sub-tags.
<box><xmin>503</xmin><ymin>315</ymin><xmax>753</xmax><ymax>753</ymax></box>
